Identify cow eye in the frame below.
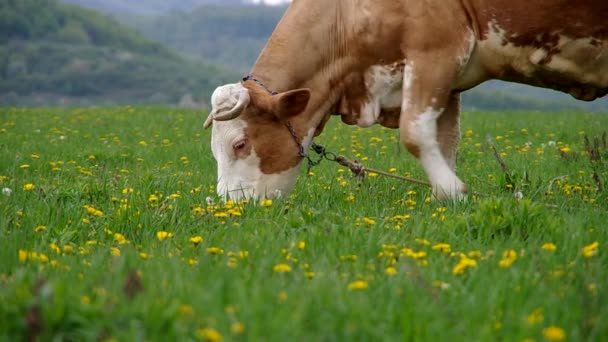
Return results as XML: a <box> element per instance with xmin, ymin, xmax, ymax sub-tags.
<box><xmin>232</xmin><ymin>139</ymin><xmax>247</xmax><ymax>151</ymax></box>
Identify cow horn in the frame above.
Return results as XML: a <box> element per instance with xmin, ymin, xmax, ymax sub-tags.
<box><xmin>203</xmin><ymin>87</ymin><xmax>250</xmax><ymax>129</ymax></box>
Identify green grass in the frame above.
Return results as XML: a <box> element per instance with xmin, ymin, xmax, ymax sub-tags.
<box><xmin>1</xmin><ymin>107</ymin><xmax>607</xmax><ymax>341</ymax></box>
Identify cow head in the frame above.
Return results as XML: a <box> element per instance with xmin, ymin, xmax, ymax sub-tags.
<box><xmin>204</xmin><ymin>82</ymin><xmax>312</xmax><ymax>201</ymax></box>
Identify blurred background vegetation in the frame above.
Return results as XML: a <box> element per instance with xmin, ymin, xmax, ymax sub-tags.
<box><xmin>1</xmin><ymin>0</ymin><xmax>606</xmax><ymax>111</ymax></box>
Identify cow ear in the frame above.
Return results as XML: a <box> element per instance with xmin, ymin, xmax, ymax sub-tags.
<box><xmin>274</xmin><ymin>88</ymin><xmax>311</xmax><ymax>120</ymax></box>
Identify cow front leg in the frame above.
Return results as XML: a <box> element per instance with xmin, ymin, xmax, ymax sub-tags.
<box><xmin>400</xmin><ymin>61</ymin><xmax>467</xmax><ymax>200</ymax></box>
<box><xmin>437</xmin><ymin>93</ymin><xmax>461</xmax><ymax>170</ymax></box>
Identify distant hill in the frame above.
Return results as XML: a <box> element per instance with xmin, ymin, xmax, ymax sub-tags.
<box><xmin>60</xmin><ymin>0</ymin><xmax>285</xmax><ymax>16</ymax></box>
<box><xmin>127</xmin><ymin>6</ymin><xmax>286</xmax><ymax>72</ymax></box>
<box><xmin>0</xmin><ymin>0</ymin><xmax>239</xmax><ymax>106</ymax></box>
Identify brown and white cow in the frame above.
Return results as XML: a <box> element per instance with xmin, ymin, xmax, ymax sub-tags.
<box><xmin>204</xmin><ymin>0</ymin><xmax>608</xmax><ymax>201</ymax></box>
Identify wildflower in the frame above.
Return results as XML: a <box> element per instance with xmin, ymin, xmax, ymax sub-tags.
<box><xmin>214</xmin><ymin>212</ymin><xmax>228</xmax><ymax>218</ymax></box>
<box><xmin>231</xmin><ymin>322</ymin><xmax>245</xmax><ymax>335</ymax></box>
<box><xmin>50</xmin><ymin>243</ymin><xmax>61</xmax><ymax>254</ymax></box>
<box><xmin>415</xmin><ymin>238</ymin><xmax>431</xmax><ymax>246</ymax></box>
<box><xmin>298</xmin><ymin>241</ymin><xmax>306</xmax><ymax>250</ymax></box>
<box><xmin>582</xmin><ymin>241</ymin><xmax>599</xmax><ymax>258</ymax></box>
<box><xmin>63</xmin><ymin>245</ymin><xmax>73</xmax><ymax>254</ymax></box>
<box><xmin>122</xmin><ymin>187</ymin><xmax>134</xmax><ymax>194</ymax></box>
<box><xmin>499</xmin><ymin>250</ymin><xmax>518</xmax><ymax>268</ymax></box>
<box><xmin>110</xmin><ymin>247</ymin><xmax>121</xmax><ymax>257</ymax></box>
<box><xmin>190</xmin><ymin>236</ymin><xmax>203</xmax><ymax>245</ymax></box>
<box><xmin>304</xmin><ymin>271</ymin><xmax>316</xmax><ymax>279</ymax></box>
<box><xmin>34</xmin><ymin>225</ymin><xmax>46</xmax><ymax>233</ymax></box>
<box><xmin>20</xmin><ymin>164</ymin><xmax>30</xmax><ymax>169</ymax></box>
<box><xmin>140</xmin><ymin>253</ymin><xmax>151</xmax><ymax>260</ymax></box>
<box><xmin>385</xmin><ymin>267</ymin><xmax>397</xmax><ymax>276</ymax></box>
<box><xmin>18</xmin><ymin>249</ymin><xmax>28</xmax><ymax>263</ymax></box>
<box><xmin>148</xmin><ymin>194</ymin><xmax>159</xmax><ymax>203</ymax></box>
<box><xmin>2</xmin><ymin>188</ymin><xmax>12</xmax><ymax>196</ymax></box>
<box><xmin>197</xmin><ymin>328</ymin><xmax>223</xmax><ymax>342</ymax></box>
<box><xmin>526</xmin><ymin>308</ymin><xmax>544</xmax><ymax>325</ymax></box>
<box><xmin>542</xmin><ymin>326</ymin><xmax>565</xmax><ymax>341</ymax></box>
<box><xmin>206</xmin><ymin>247</ymin><xmax>224</xmax><ymax>255</ymax></box>
<box><xmin>156</xmin><ymin>231</ymin><xmax>173</xmax><ymax>241</ymax></box>
<box><xmin>23</xmin><ymin>183</ymin><xmax>35</xmax><ymax>191</ymax></box>
<box><xmin>362</xmin><ymin>217</ymin><xmax>376</xmax><ymax>225</ymax></box>
<box><xmin>278</xmin><ymin>291</ymin><xmax>288</xmax><ymax>301</ymax></box>
<box><xmin>260</xmin><ymin>199</ymin><xmax>273</xmax><ymax>207</ymax></box>
<box><xmin>348</xmin><ymin>280</ymin><xmax>369</xmax><ymax>290</ymax></box>
<box><xmin>432</xmin><ymin>243</ymin><xmax>451</xmax><ymax>253</ymax></box>
<box><xmin>541</xmin><ymin>243</ymin><xmax>557</xmax><ymax>251</ymax></box>
<box><xmin>114</xmin><ymin>233</ymin><xmax>128</xmax><ymax>245</ymax></box>
<box><xmin>273</xmin><ymin>263</ymin><xmax>292</xmax><ymax>273</ymax></box>
<box><xmin>388</xmin><ymin>167</ymin><xmax>397</xmax><ymax>173</ymax></box>
<box><xmin>452</xmin><ymin>256</ymin><xmax>477</xmax><ymax>275</ymax></box>
<box><xmin>178</xmin><ymin>304</ymin><xmax>194</xmax><ymax>316</ymax></box>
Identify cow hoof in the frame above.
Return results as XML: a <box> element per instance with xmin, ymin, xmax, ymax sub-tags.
<box><xmin>432</xmin><ymin>182</ymin><xmax>468</xmax><ymax>201</ymax></box>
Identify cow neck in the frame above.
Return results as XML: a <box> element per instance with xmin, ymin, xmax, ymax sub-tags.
<box><xmin>249</xmin><ymin>0</ymin><xmax>351</xmax><ymax>136</ymax></box>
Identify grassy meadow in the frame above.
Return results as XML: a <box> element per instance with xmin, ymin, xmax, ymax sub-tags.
<box><xmin>0</xmin><ymin>107</ymin><xmax>607</xmax><ymax>341</ymax></box>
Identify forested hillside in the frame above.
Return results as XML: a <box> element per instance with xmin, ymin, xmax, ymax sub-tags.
<box><xmin>0</xmin><ymin>0</ymin><xmax>238</xmax><ymax>106</ymax></box>
<box><xmin>127</xmin><ymin>6</ymin><xmax>286</xmax><ymax>72</ymax></box>
<box><xmin>61</xmin><ymin>0</ymin><xmax>247</xmax><ymax>16</ymax></box>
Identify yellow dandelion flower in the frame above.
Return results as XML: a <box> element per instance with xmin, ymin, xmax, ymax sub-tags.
<box><xmin>18</xmin><ymin>249</ymin><xmax>28</xmax><ymax>263</ymax></box>
<box><xmin>388</xmin><ymin>167</ymin><xmax>397</xmax><ymax>173</ymax></box>
<box><xmin>49</xmin><ymin>243</ymin><xmax>61</xmax><ymax>254</ymax></box>
<box><xmin>122</xmin><ymin>187</ymin><xmax>134</xmax><ymax>194</ymax></box>
<box><xmin>156</xmin><ymin>231</ymin><xmax>173</xmax><ymax>241</ymax></box>
<box><xmin>80</xmin><ymin>296</ymin><xmax>91</xmax><ymax>305</ymax></box>
<box><xmin>110</xmin><ymin>247</ymin><xmax>121</xmax><ymax>257</ymax></box>
<box><xmin>214</xmin><ymin>211</ymin><xmax>228</xmax><ymax>218</ymax></box>
<box><xmin>432</xmin><ymin>243</ymin><xmax>451</xmax><ymax>253</ymax></box>
<box><xmin>139</xmin><ymin>252</ymin><xmax>151</xmax><ymax>260</ymax></box>
<box><xmin>114</xmin><ymin>233</ymin><xmax>128</xmax><ymax>245</ymax></box>
<box><xmin>260</xmin><ymin>199</ymin><xmax>273</xmax><ymax>207</ymax></box>
<box><xmin>178</xmin><ymin>304</ymin><xmax>194</xmax><ymax>316</ymax></box>
<box><xmin>197</xmin><ymin>328</ymin><xmax>223</xmax><ymax>342</ymax></box>
<box><xmin>273</xmin><ymin>263</ymin><xmax>292</xmax><ymax>273</ymax></box>
<box><xmin>23</xmin><ymin>183</ymin><xmax>35</xmax><ymax>191</ymax></box>
<box><xmin>63</xmin><ymin>245</ymin><xmax>73</xmax><ymax>253</ymax></box>
<box><xmin>298</xmin><ymin>241</ymin><xmax>306</xmax><ymax>250</ymax></box>
<box><xmin>148</xmin><ymin>194</ymin><xmax>159</xmax><ymax>203</ymax></box>
<box><xmin>363</xmin><ymin>217</ymin><xmax>376</xmax><ymax>225</ymax></box>
<box><xmin>348</xmin><ymin>280</ymin><xmax>369</xmax><ymax>290</ymax></box>
<box><xmin>541</xmin><ymin>243</ymin><xmax>557</xmax><ymax>251</ymax></box>
<box><xmin>385</xmin><ymin>267</ymin><xmax>397</xmax><ymax>276</ymax></box>
<box><xmin>231</xmin><ymin>322</ymin><xmax>245</xmax><ymax>335</ymax></box>
<box><xmin>20</xmin><ymin>164</ymin><xmax>30</xmax><ymax>169</ymax></box>
<box><xmin>304</xmin><ymin>271</ymin><xmax>316</xmax><ymax>279</ymax></box>
<box><xmin>206</xmin><ymin>247</ymin><xmax>224</xmax><ymax>255</ymax></box>
<box><xmin>499</xmin><ymin>250</ymin><xmax>518</xmax><ymax>268</ymax></box>
<box><xmin>452</xmin><ymin>256</ymin><xmax>477</xmax><ymax>275</ymax></box>
<box><xmin>526</xmin><ymin>308</ymin><xmax>544</xmax><ymax>325</ymax></box>
<box><xmin>190</xmin><ymin>236</ymin><xmax>203</xmax><ymax>245</ymax></box>
<box><xmin>582</xmin><ymin>241</ymin><xmax>599</xmax><ymax>258</ymax></box>
<box><xmin>415</xmin><ymin>238</ymin><xmax>431</xmax><ymax>246</ymax></box>
<box><xmin>34</xmin><ymin>225</ymin><xmax>46</xmax><ymax>233</ymax></box>
<box><xmin>542</xmin><ymin>326</ymin><xmax>565</xmax><ymax>341</ymax></box>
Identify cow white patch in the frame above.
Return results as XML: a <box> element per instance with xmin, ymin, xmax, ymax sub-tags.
<box><xmin>212</xmin><ymin>119</ymin><xmax>314</xmax><ymax>201</ymax></box>
<box><xmin>408</xmin><ymin>107</ymin><xmax>466</xmax><ymax>199</ymax></box>
<box><xmin>356</xmin><ymin>63</ymin><xmax>405</xmax><ymax>127</ymax></box>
